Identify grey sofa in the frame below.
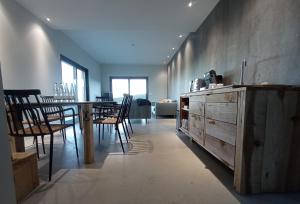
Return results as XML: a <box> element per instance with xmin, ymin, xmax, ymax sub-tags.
<box><xmin>153</xmin><ymin>102</ymin><xmax>177</xmax><ymax>117</ymax></box>
<box><xmin>129</xmin><ymin>99</ymin><xmax>151</xmax><ymax>121</ymax></box>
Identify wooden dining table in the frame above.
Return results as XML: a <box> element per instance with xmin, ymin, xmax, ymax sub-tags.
<box><xmin>13</xmin><ymin>100</ymin><xmax>117</xmax><ymax>164</ymax></box>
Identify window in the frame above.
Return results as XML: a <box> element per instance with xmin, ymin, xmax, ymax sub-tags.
<box><xmin>110</xmin><ymin>77</ymin><xmax>148</xmax><ymax>103</ymax></box>
<box><xmin>61</xmin><ymin>55</ymin><xmax>89</xmax><ymax>101</ymax></box>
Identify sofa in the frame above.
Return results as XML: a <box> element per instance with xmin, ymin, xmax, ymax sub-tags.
<box><xmin>129</xmin><ymin>99</ymin><xmax>151</xmax><ymax>121</ymax></box>
<box><xmin>152</xmin><ymin>101</ymin><xmax>177</xmax><ymax>118</ymax></box>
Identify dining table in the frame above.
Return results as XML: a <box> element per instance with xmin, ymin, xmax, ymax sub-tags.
<box><xmin>13</xmin><ymin>100</ymin><xmax>117</xmax><ymax>164</ymax></box>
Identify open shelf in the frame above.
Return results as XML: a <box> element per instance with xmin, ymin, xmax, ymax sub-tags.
<box><xmin>179</xmin><ymin>96</ymin><xmax>189</xmax><ymax>133</ymax></box>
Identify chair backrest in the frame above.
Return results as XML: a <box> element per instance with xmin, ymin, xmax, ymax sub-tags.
<box><xmin>96</xmin><ymin>96</ymin><xmax>113</xmax><ymax>102</ymax></box>
<box><xmin>4</xmin><ymin>89</ymin><xmax>51</xmax><ymax>137</ymax></box>
<box><xmin>115</xmin><ymin>95</ymin><xmax>129</xmax><ymax>124</ymax></box>
<box><xmin>40</xmin><ymin>95</ymin><xmax>61</xmax><ymax>114</ymax></box>
<box><xmin>102</xmin><ymin>92</ymin><xmax>113</xmax><ymax>100</ymax></box>
<box><xmin>125</xmin><ymin>95</ymin><xmax>133</xmax><ymax>118</ymax></box>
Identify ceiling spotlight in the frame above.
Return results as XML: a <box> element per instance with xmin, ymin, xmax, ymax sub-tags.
<box><xmin>172</xmin><ymin>48</ymin><xmax>175</xmax><ymax>50</ymax></box>
<box><xmin>179</xmin><ymin>34</ymin><xmax>184</xmax><ymax>38</ymax></box>
<box><xmin>188</xmin><ymin>2</ymin><xmax>193</xmax><ymax>7</ymax></box>
<box><xmin>46</xmin><ymin>17</ymin><xmax>51</xmax><ymax>22</ymax></box>
<box><xmin>167</xmin><ymin>56</ymin><xmax>170</xmax><ymax>58</ymax></box>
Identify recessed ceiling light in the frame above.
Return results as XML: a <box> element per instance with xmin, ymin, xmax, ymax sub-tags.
<box><xmin>46</xmin><ymin>17</ymin><xmax>51</xmax><ymax>22</ymax></box>
<box><xmin>167</xmin><ymin>56</ymin><xmax>170</xmax><ymax>58</ymax></box>
<box><xmin>172</xmin><ymin>48</ymin><xmax>175</xmax><ymax>50</ymax></box>
<box><xmin>188</xmin><ymin>2</ymin><xmax>193</xmax><ymax>7</ymax></box>
<box><xmin>179</xmin><ymin>34</ymin><xmax>184</xmax><ymax>38</ymax></box>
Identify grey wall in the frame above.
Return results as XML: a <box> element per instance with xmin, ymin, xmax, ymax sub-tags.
<box><xmin>0</xmin><ymin>0</ymin><xmax>101</xmax><ymax>99</ymax></box>
<box><xmin>101</xmin><ymin>64</ymin><xmax>167</xmax><ymax>102</ymax></box>
<box><xmin>168</xmin><ymin>0</ymin><xmax>300</xmax><ymax>99</ymax></box>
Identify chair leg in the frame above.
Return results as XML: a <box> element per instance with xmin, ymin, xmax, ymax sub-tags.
<box><xmin>121</xmin><ymin>122</ymin><xmax>129</xmax><ymax>143</ymax></box>
<box><xmin>64</xmin><ymin>128</ymin><xmax>67</xmax><ymax>140</ymax></box>
<box><xmin>60</xmin><ymin>119</ymin><xmax>65</xmax><ymax>142</ymax></box>
<box><xmin>49</xmin><ymin>133</ymin><xmax>54</xmax><ymax>181</ymax></box>
<box><xmin>98</xmin><ymin>124</ymin><xmax>101</xmax><ymax>144</ymax></box>
<box><xmin>61</xmin><ymin>129</ymin><xmax>66</xmax><ymax>143</ymax></box>
<box><xmin>128</xmin><ymin>118</ymin><xmax>133</xmax><ymax>134</ymax></box>
<box><xmin>78</xmin><ymin>105</ymin><xmax>83</xmax><ymax>131</ymax></box>
<box><xmin>124</xmin><ymin>120</ymin><xmax>130</xmax><ymax>139</ymax></box>
<box><xmin>102</xmin><ymin>124</ymin><xmax>105</xmax><ymax>140</ymax></box>
<box><xmin>116</xmin><ymin>125</ymin><xmax>125</xmax><ymax>153</ymax></box>
<box><xmin>73</xmin><ymin>125</ymin><xmax>79</xmax><ymax>158</ymax></box>
<box><xmin>41</xmin><ymin>136</ymin><xmax>46</xmax><ymax>154</ymax></box>
<box><xmin>35</xmin><ymin>136</ymin><xmax>40</xmax><ymax>159</ymax></box>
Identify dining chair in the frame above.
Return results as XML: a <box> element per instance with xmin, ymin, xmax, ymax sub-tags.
<box><xmin>40</xmin><ymin>95</ymin><xmax>79</xmax><ymax>141</ymax></box>
<box><xmin>95</xmin><ymin>96</ymin><xmax>115</xmax><ymax>117</ymax></box>
<box><xmin>98</xmin><ymin>94</ymin><xmax>131</xmax><ymax>137</ymax></box>
<box><xmin>124</xmin><ymin>95</ymin><xmax>133</xmax><ymax>134</ymax></box>
<box><xmin>93</xmin><ymin>95</ymin><xmax>129</xmax><ymax>153</ymax></box>
<box><xmin>108</xmin><ymin>94</ymin><xmax>133</xmax><ymax>138</ymax></box>
<box><xmin>95</xmin><ymin>96</ymin><xmax>113</xmax><ymax>102</ymax></box>
<box><xmin>4</xmin><ymin>89</ymin><xmax>79</xmax><ymax>181</ymax></box>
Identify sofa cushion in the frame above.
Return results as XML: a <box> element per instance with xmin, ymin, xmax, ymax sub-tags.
<box><xmin>154</xmin><ymin>102</ymin><xmax>177</xmax><ymax>116</ymax></box>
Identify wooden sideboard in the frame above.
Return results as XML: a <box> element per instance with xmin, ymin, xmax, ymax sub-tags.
<box><xmin>179</xmin><ymin>85</ymin><xmax>300</xmax><ymax>194</ymax></box>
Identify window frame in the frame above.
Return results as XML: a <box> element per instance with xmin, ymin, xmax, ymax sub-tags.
<box><xmin>60</xmin><ymin>55</ymin><xmax>90</xmax><ymax>100</ymax></box>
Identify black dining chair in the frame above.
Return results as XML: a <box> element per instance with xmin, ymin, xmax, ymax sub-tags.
<box><xmin>40</xmin><ymin>95</ymin><xmax>79</xmax><ymax>142</ymax></box>
<box><xmin>124</xmin><ymin>95</ymin><xmax>133</xmax><ymax>134</ymax></box>
<box><xmin>4</xmin><ymin>89</ymin><xmax>79</xmax><ymax>181</ymax></box>
<box><xmin>93</xmin><ymin>95</ymin><xmax>129</xmax><ymax>153</ymax></box>
<box><xmin>111</xmin><ymin>94</ymin><xmax>133</xmax><ymax>137</ymax></box>
<box><xmin>95</xmin><ymin>96</ymin><xmax>115</xmax><ymax>117</ymax></box>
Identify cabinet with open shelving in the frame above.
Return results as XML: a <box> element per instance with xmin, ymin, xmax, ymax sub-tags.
<box><xmin>179</xmin><ymin>96</ymin><xmax>189</xmax><ymax>133</ymax></box>
<box><xmin>177</xmin><ymin>85</ymin><xmax>300</xmax><ymax>194</ymax></box>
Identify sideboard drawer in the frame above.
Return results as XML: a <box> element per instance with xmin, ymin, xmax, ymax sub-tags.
<box><xmin>206</xmin><ymin>92</ymin><xmax>238</xmax><ymax>103</ymax></box>
<box><xmin>205</xmin><ymin>119</ymin><xmax>237</xmax><ymax>145</ymax></box>
<box><xmin>205</xmin><ymin>134</ymin><xmax>235</xmax><ymax>169</ymax></box>
<box><xmin>189</xmin><ymin>101</ymin><xmax>205</xmax><ymax>116</ymax></box>
<box><xmin>189</xmin><ymin>95</ymin><xmax>206</xmax><ymax>102</ymax></box>
<box><xmin>189</xmin><ymin>114</ymin><xmax>205</xmax><ymax>145</ymax></box>
<box><xmin>206</xmin><ymin>103</ymin><xmax>237</xmax><ymax>124</ymax></box>
<box><xmin>190</xmin><ymin>131</ymin><xmax>205</xmax><ymax>146</ymax></box>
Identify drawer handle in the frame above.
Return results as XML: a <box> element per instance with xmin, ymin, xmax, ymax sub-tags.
<box><xmin>208</xmin><ymin>120</ymin><xmax>215</xmax><ymax>124</ymax></box>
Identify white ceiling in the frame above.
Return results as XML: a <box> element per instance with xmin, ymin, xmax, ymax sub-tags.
<box><xmin>17</xmin><ymin>0</ymin><xmax>219</xmax><ymax>65</ymax></box>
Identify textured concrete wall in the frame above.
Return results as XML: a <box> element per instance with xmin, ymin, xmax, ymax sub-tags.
<box><xmin>167</xmin><ymin>0</ymin><xmax>300</xmax><ymax>99</ymax></box>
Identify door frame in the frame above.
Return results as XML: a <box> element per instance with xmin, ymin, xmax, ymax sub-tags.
<box><xmin>60</xmin><ymin>55</ymin><xmax>90</xmax><ymax>100</ymax></box>
<box><xmin>109</xmin><ymin>76</ymin><xmax>149</xmax><ymax>99</ymax></box>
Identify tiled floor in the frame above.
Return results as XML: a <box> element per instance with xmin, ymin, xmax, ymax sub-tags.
<box><xmin>23</xmin><ymin>119</ymin><xmax>300</xmax><ymax>204</ymax></box>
